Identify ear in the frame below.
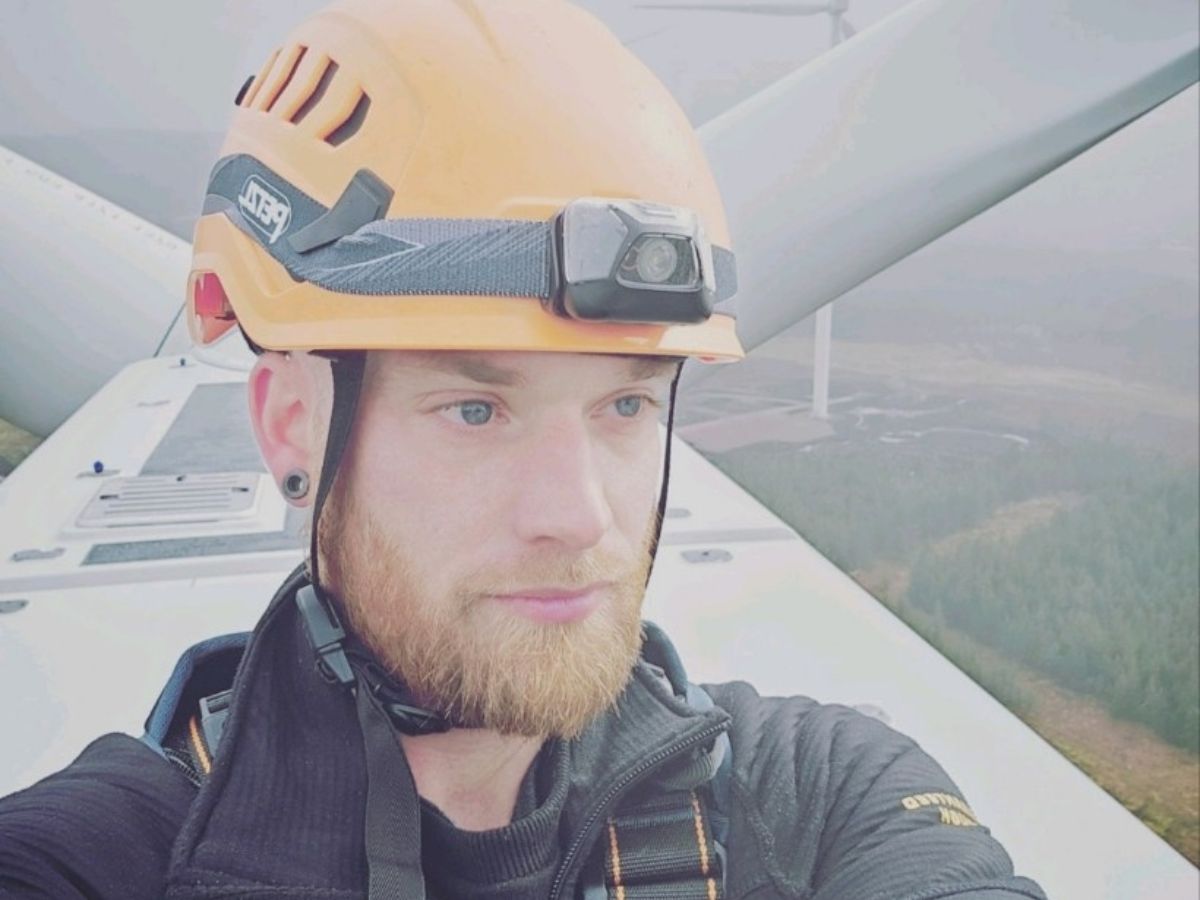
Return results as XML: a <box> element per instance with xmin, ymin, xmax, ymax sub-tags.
<box><xmin>247</xmin><ymin>352</ymin><xmax>324</xmax><ymax>506</ymax></box>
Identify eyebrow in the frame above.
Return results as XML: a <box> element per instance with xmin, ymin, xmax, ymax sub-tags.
<box><xmin>624</xmin><ymin>354</ymin><xmax>680</xmax><ymax>380</ymax></box>
<box><xmin>418</xmin><ymin>354</ymin><xmax>525</xmax><ymax>386</ymax></box>
<box><xmin>408</xmin><ymin>352</ymin><xmax>679</xmax><ymax>386</ymax></box>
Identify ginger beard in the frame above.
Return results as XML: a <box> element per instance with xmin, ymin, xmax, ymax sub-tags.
<box><xmin>318</xmin><ymin>480</ymin><xmax>656</xmax><ymax>739</ymax></box>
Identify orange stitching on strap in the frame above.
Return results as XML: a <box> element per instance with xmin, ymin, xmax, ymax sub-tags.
<box><xmin>606</xmin><ymin>818</ymin><xmax>625</xmax><ymax>900</ymax></box>
<box><xmin>691</xmin><ymin>790</ymin><xmax>719</xmax><ymax>900</ymax></box>
<box><xmin>188</xmin><ymin>714</ymin><xmax>212</xmax><ymax>775</ymax></box>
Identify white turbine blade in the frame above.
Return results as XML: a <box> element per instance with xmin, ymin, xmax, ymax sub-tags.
<box><xmin>0</xmin><ymin>145</ymin><xmax>191</xmax><ymax>436</ymax></box>
<box><xmin>637</xmin><ymin>3</ymin><xmax>832</xmax><ymax>17</ymax></box>
<box><xmin>692</xmin><ymin>0</ymin><xmax>1198</xmax><ymax>372</ymax></box>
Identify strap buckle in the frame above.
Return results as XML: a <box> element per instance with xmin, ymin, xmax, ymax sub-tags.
<box><xmin>354</xmin><ymin>658</ymin><xmax>453</xmax><ymax>736</ymax></box>
<box><xmin>295</xmin><ymin>583</ymin><xmax>355</xmax><ymax>686</ymax></box>
<box><xmin>199</xmin><ymin>689</ymin><xmax>233</xmax><ymax>758</ymax></box>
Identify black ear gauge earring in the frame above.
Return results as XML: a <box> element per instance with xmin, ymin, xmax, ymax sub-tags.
<box><xmin>282</xmin><ymin>468</ymin><xmax>310</xmax><ymax>501</ymax></box>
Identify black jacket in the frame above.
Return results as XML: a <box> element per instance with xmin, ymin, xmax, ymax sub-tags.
<box><xmin>0</xmin><ymin>571</ymin><xmax>1047</xmax><ymax>899</ymax></box>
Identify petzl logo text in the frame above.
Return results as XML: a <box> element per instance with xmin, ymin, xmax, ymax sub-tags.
<box><xmin>237</xmin><ymin>175</ymin><xmax>292</xmax><ymax>244</ymax></box>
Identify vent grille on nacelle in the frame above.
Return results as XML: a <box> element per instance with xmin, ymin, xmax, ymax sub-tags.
<box><xmin>77</xmin><ymin>473</ymin><xmax>260</xmax><ymax>529</ymax></box>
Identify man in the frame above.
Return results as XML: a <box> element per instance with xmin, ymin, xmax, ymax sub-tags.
<box><xmin>0</xmin><ymin>1</ymin><xmax>1047</xmax><ymax>897</ymax></box>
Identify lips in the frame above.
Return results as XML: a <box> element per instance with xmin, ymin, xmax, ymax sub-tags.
<box><xmin>489</xmin><ymin>583</ymin><xmax>608</xmax><ymax>624</ymax></box>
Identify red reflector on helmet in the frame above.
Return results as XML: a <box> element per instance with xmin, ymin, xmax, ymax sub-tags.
<box><xmin>194</xmin><ymin>272</ymin><xmax>230</xmax><ymax>317</ymax></box>
<box><xmin>188</xmin><ymin>271</ymin><xmax>237</xmax><ymax>345</ymax></box>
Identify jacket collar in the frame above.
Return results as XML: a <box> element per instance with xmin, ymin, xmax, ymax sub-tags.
<box><xmin>166</xmin><ymin>570</ymin><xmax>728</xmax><ymax>897</ymax></box>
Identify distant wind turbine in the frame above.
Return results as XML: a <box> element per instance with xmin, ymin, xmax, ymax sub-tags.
<box><xmin>638</xmin><ymin>0</ymin><xmax>858</xmax><ymax>418</ymax></box>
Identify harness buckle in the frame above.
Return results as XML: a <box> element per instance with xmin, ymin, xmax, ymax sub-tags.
<box><xmin>199</xmin><ymin>689</ymin><xmax>233</xmax><ymax>758</ymax></box>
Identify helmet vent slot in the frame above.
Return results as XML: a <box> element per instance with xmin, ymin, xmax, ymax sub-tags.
<box><xmin>240</xmin><ymin>47</ymin><xmax>280</xmax><ymax>108</ymax></box>
<box><xmin>263</xmin><ymin>45</ymin><xmax>308</xmax><ymax>113</ymax></box>
<box><xmin>325</xmin><ymin>92</ymin><xmax>370</xmax><ymax>146</ymax></box>
<box><xmin>290</xmin><ymin>59</ymin><xmax>340</xmax><ymax>125</ymax></box>
<box><xmin>234</xmin><ymin>74</ymin><xmax>254</xmax><ymax>106</ymax></box>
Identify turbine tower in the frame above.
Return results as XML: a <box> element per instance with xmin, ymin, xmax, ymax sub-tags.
<box><xmin>639</xmin><ymin>1</ymin><xmax>857</xmax><ymax>418</ymax></box>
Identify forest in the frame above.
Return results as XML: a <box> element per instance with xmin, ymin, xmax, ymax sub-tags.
<box><xmin>709</xmin><ymin>436</ymin><xmax>1200</xmax><ymax>754</ymax></box>
<box><xmin>906</xmin><ymin>467</ymin><xmax>1198</xmax><ymax>751</ymax></box>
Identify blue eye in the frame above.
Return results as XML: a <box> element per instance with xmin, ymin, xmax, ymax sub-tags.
<box><xmin>457</xmin><ymin>401</ymin><xmax>494</xmax><ymax>425</ymax></box>
<box><xmin>614</xmin><ymin>396</ymin><xmax>643</xmax><ymax>418</ymax></box>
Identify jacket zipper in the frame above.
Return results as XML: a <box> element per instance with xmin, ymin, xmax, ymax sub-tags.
<box><xmin>547</xmin><ymin>719</ymin><xmax>727</xmax><ymax>900</ymax></box>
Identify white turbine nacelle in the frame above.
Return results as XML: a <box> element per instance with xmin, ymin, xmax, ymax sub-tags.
<box><xmin>0</xmin><ymin>147</ymin><xmax>192</xmax><ymax>437</ymax></box>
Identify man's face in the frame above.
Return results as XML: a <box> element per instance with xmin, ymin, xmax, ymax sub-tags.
<box><xmin>319</xmin><ymin>350</ymin><xmax>677</xmax><ymax>739</ymax></box>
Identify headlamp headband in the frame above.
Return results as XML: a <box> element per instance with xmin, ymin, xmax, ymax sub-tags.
<box><xmin>200</xmin><ymin>155</ymin><xmax>737</xmax><ymax>327</ymax></box>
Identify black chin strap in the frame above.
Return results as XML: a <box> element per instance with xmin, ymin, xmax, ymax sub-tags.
<box><xmin>308</xmin><ymin>350</ymin><xmax>366</xmax><ymax>592</ymax></box>
<box><xmin>307</xmin><ymin>350</ymin><xmax>362</xmax><ymax>592</ymax></box>
<box><xmin>645</xmin><ymin>362</ymin><xmax>684</xmax><ymax>583</ymax></box>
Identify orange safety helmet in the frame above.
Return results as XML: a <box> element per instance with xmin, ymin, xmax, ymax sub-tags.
<box><xmin>186</xmin><ymin>0</ymin><xmax>743</xmax><ymax>363</ymax></box>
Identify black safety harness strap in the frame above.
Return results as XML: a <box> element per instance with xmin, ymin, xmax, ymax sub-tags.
<box><xmin>600</xmin><ymin>789</ymin><xmax>723</xmax><ymax>900</ymax></box>
<box><xmin>357</xmin><ymin>678</ymin><xmax>427</xmax><ymax>900</ymax></box>
<box><xmin>586</xmin><ymin>624</ymin><xmax>729</xmax><ymax>900</ymax></box>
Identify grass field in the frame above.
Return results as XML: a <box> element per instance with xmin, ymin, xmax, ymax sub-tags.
<box><xmin>0</xmin><ymin>417</ymin><xmax>40</xmax><ymax>477</ymax></box>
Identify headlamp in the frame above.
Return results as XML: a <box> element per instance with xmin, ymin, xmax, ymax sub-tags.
<box><xmin>550</xmin><ymin>198</ymin><xmax>717</xmax><ymax>324</ymax></box>
<box><xmin>199</xmin><ymin>159</ymin><xmax>738</xmax><ymax>338</ymax></box>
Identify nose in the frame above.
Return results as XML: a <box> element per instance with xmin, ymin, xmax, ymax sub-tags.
<box><xmin>511</xmin><ymin>415</ymin><xmax>613</xmax><ymax>551</ymax></box>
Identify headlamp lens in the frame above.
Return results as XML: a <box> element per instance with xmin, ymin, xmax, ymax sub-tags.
<box><xmin>635</xmin><ymin>237</ymin><xmax>679</xmax><ymax>283</ymax></box>
<box><xmin>619</xmin><ymin>234</ymin><xmax>698</xmax><ymax>288</ymax></box>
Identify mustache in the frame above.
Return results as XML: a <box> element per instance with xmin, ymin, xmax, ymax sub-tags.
<box><xmin>454</xmin><ymin>549</ymin><xmax>646</xmax><ymax>605</ymax></box>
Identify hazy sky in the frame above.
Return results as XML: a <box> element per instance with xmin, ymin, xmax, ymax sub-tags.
<box><xmin>3</xmin><ymin>0</ymin><xmax>1193</xmax><ymax>246</ymax></box>
<box><xmin>0</xmin><ymin>1</ymin><xmax>915</xmax><ymax>134</ymax></box>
